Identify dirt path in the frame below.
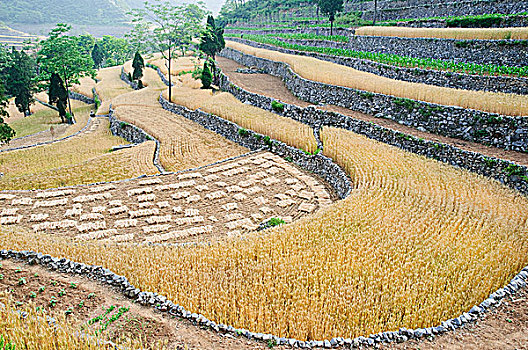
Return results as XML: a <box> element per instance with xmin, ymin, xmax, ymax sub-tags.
<box><xmin>0</xmin><ymin>116</ymin><xmax>99</xmax><ymax>153</ymax></box>
<box><xmin>217</xmin><ymin>56</ymin><xmax>528</xmax><ymax>167</ymax></box>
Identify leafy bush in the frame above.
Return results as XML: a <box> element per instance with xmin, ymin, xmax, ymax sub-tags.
<box><xmin>271</xmin><ymin>100</ymin><xmax>284</xmax><ymax>112</ymax></box>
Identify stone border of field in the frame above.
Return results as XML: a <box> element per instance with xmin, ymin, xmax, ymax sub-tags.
<box><xmin>224</xmin><ymin>37</ymin><xmax>528</xmax><ymax>95</ymax></box>
<box><xmin>158</xmin><ymin>94</ymin><xmax>351</xmax><ymax>199</ymax></box>
<box><xmin>216</xmin><ymin>67</ymin><xmax>528</xmax><ymax>196</ymax></box>
<box><xmin>348</xmin><ymin>0</ymin><xmax>528</xmax><ymax>22</ymax></box>
<box><xmin>2</xmin><ymin>240</ymin><xmax>528</xmax><ymax>349</ymax></box>
<box><xmin>220</xmin><ymin>44</ymin><xmax>528</xmax><ymax>154</ymax></box>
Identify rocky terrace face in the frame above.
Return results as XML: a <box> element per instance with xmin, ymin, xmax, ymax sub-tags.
<box><xmin>0</xmin><ymin>151</ymin><xmax>334</xmax><ymax>244</ymax></box>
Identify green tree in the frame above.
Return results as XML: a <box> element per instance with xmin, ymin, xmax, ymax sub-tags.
<box><xmin>199</xmin><ymin>15</ymin><xmax>225</xmax><ymax>84</ymax></box>
<box><xmin>0</xmin><ymin>82</ymin><xmax>16</xmax><ymax>144</ymax></box>
<box><xmin>48</xmin><ymin>72</ymin><xmax>69</xmax><ymax>123</ymax></box>
<box><xmin>317</xmin><ymin>0</ymin><xmax>343</xmax><ymax>35</ymax></box>
<box><xmin>37</xmin><ymin>23</ymin><xmax>95</xmax><ymax>122</ymax></box>
<box><xmin>77</xmin><ymin>34</ymin><xmax>95</xmax><ymax>55</ymax></box>
<box><xmin>132</xmin><ymin>51</ymin><xmax>144</xmax><ymax>88</ymax></box>
<box><xmin>98</xmin><ymin>35</ymin><xmax>131</xmax><ymax>67</ymax></box>
<box><xmin>4</xmin><ymin>48</ymin><xmax>37</xmax><ymax>116</ymax></box>
<box><xmin>91</xmin><ymin>43</ymin><xmax>104</xmax><ymax>69</ymax></box>
<box><xmin>201</xmin><ymin>61</ymin><xmax>212</xmax><ymax>89</ymax></box>
<box><xmin>127</xmin><ymin>0</ymin><xmax>207</xmax><ymax>102</ymax></box>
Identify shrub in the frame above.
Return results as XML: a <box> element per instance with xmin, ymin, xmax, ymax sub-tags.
<box><xmin>201</xmin><ymin>62</ymin><xmax>213</xmax><ymax>89</ymax></box>
<box><xmin>271</xmin><ymin>100</ymin><xmax>284</xmax><ymax>113</ymax></box>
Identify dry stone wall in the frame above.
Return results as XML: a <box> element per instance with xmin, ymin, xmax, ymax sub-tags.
<box><xmin>347</xmin><ymin>0</ymin><xmax>528</xmax><ymax>21</ymax></box>
<box><xmin>226</xmin><ymin>37</ymin><xmax>528</xmax><ymax>95</ymax></box>
<box><xmin>220</xmin><ymin>46</ymin><xmax>528</xmax><ymax>154</ymax></box>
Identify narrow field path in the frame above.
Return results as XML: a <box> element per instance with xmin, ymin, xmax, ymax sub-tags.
<box><xmin>217</xmin><ymin>56</ymin><xmax>528</xmax><ymax>167</ymax></box>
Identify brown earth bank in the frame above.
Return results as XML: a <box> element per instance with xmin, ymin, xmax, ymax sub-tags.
<box><xmin>217</xmin><ymin>56</ymin><xmax>528</xmax><ymax>167</ymax></box>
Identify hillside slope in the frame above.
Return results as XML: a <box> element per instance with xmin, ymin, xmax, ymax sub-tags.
<box><xmin>0</xmin><ymin>0</ymin><xmax>136</xmax><ymax>25</ymax></box>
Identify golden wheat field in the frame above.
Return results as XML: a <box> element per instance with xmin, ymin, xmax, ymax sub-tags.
<box><xmin>0</xmin><ymin>117</ymin><xmax>157</xmax><ymax>190</ymax></box>
<box><xmin>94</xmin><ymin>67</ymin><xmax>133</xmax><ymax>115</ymax></box>
<box><xmin>2</xmin><ymin>124</ymin><xmax>526</xmax><ymax>340</ymax></box>
<box><xmin>355</xmin><ymin>26</ymin><xmax>528</xmax><ymax>40</ymax></box>
<box><xmin>165</xmin><ymin>87</ymin><xmax>319</xmax><ymax>153</ymax></box>
<box><xmin>113</xmin><ymin>88</ymin><xmax>248</xmax><ymax>172</ymax></box>
<box><xmin>123</xmin><ymin>61</ymin><xmax>167</xmax><ymax>90</ymax></box>
<box><xmin>71</xmin><ymin>76</ymin><xmax>97</xmax><ymax>99</ymax></box>
<box><xmin>227</xmin><ymin>41</ymin><xmax>528</xmax><ymax>117</ymax></box>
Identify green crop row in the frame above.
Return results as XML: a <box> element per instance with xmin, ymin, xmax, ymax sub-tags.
<box><xmin>226</xmin><ymin>33</ymin><xmax>528</xmax><ymax>77</ymax></box>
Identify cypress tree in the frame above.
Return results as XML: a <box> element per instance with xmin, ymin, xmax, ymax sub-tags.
<box><xmin>49</xmin><ymin>73</ymin><xmax>69</xmax><ymax>123</ymax></box>
<box><xmin>92</xmin><ymin>43</ymin><xmax>104</xmax><ymax>69</ymax></box>
<box><xmin>201</xmin><ymin>61</ymin><xmax>212</xmax><ymax>89</ymax></box>
<box><xmin>132</xmin><ymin>51</ymin><xmax>144</xmax><ymax>82</ymax></box>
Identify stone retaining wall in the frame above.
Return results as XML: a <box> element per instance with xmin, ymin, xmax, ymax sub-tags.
<box><xmin>226</xmin><ymin>37</ymin><xmax>528</xmax><ymax>95</ymax></box>
<box><xmin>220</xmin><ymin>46</ymin><xmax>528</xmax><ymax>153</ymax></box>
<box><xmin>107</xmin><ymin>107</ymin><xmax>165</xmax><ymax>174</ymax></box>
<box><xmin>2</xmin><ymin>241</ymin><xmax>528</xmax><ymax>349</ymax></box>
<box><xmin>68</xmin><ymin>91</ymin><xmax>95</xmax><ymax>105</ymax></box>
<box><xmin>158</xmin><ymin>95</ymin><xmax>351</xmax><ymax>199</ymax></box>
<box><xmin>347</xmin><ymin>0</ymin><xmax>528</xmax><ymax>21</ymax></box>
<box><xmin>268</xmin><ymin>36</ymin><xmax>528</xmax><ymax>68</ymax></box>
<box><xmin>217</xmin><ymin>67</ymin><xmax>528</xmax><ymax>196</ymax></box>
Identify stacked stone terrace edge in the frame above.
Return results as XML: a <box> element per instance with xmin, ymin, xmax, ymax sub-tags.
<box><xmin>2</xmin><ymin>243</ymin><xmax>528</xmax><ymax>348</ymax></box>
<box><xmin>220</xmin><ymin>45</ymin><xmax>528</xmax><ymax>154</ymax></box>
<box><xmin>347</xmin><ymin>0</ymin><xmax>528</xmax><ymax>21</ymax></box>
<box><xmin>224</xmin><ymin>37</ymin><xmax>528</xmax><ymax>95</ymax></box>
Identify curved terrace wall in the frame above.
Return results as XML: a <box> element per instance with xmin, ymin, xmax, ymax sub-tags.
<box><xmin>216</xmin><ymin>65</ymin><xmax>528</xmax><ymax>196</ymax></box>
<box><xmin>348</xmin><ymin>0</ymin><xmax>528</xmax><ymax>21</ymax></box>
<box><xmin>158</xmin><ymin>95</ymin><xmax>351</xmax><ymax>199</ymax></box>
<box><xmin>270</xmin><ymin>36</ymin><xmax>528</xmax><ymax>68</ymax></box>
<box><xmin>220</xmin><ymin>46</ymin><xmax>528</xmax><ymax>154</ymax></box>
<box><xmin>226</xmin><ymin>37</ymin><xmax>528</xmax><ymax>95</ymax></box>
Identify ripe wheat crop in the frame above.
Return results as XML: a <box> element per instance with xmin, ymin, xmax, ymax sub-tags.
<box><xmin>355</xmin><ymin>26</ymin><xmax>528</xmax><ymax>40</ymax></box>
<box><xmin>0</xmin><ymin>118</ymin><xmax>157</xmax><ymax>190</ymax></box>
<box><xmin>3</xmin><ymin>126</ymin><xmax>526</xmax><ymax>341</ymax></box>
<box><xmin>165</xmin><ymin>87</ymin><xmax>319</xmax><ymax>153</ymax></box>
<box><xmin>113</xmin><ymin>88</ymin><xmax>248</xmax><ymax>172</ymax></box>
<box><xmin>227</xmin><ymin>41</ymin><xmax>528</xmax><ymax>116</ymax></box>
<box><xmin>71</xmin><ymin>77</ymin><xmax>97</xmax><ymax>99</ymax></box>
<box><xmin>95</xmin><ymin>67</ymin><xmax>133</xmax><ymax>115</ymax></box>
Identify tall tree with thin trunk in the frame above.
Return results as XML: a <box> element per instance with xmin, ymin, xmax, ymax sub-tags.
<box><xmin>37</xmin><ymin>23</ymin><xmax>95</xmax><ymax>123</ymax></box>
<box><xmin>318</xmin><ymin>0</ymin><xmax>343</xmax><ymax>35</ymax></box>
<box><xmin>199</xmin><ymin>15</ymin><xmax>225</xmax><ymax>85</ymax></box>
<box><xmin>127</xmin><ymin>0</ymin><xmax>207</xmax><ymax>103</ymax></box>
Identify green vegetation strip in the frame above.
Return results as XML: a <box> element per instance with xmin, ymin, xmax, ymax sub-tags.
<box><xmin>382</xmin><ymin>12</ymin><xmax>528</xmax><ymax>28</ymax></box>
<box><xmin>226</xmin><ymin>34</ymin><xmax>528</xmax><ymax>77</ymax></box>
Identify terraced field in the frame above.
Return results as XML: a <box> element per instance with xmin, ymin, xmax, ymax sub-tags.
<box><xmin>2</xmin><ymin>6</ymin><xmax>528</xmax><ymax>348</ymax></box>
<box><xmin>226</xmin><ymin>41</ymin><xmax>528</xmax><ymax>117</ymax></box>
